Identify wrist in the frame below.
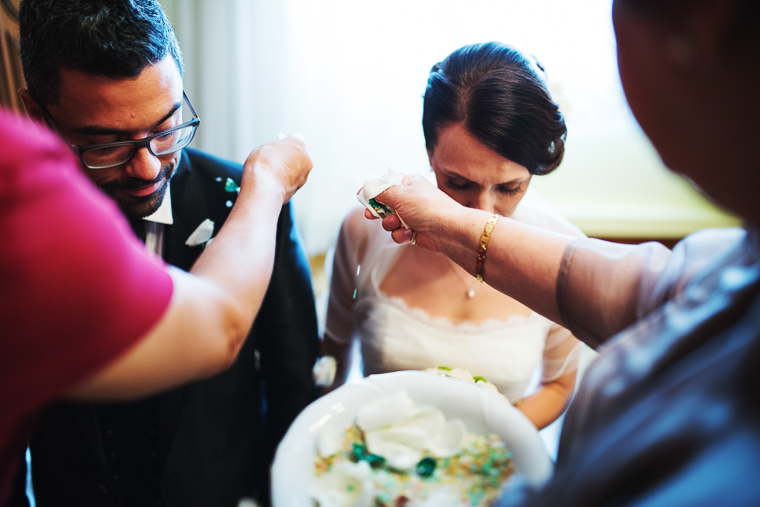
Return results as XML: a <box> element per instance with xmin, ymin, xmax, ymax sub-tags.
<box><xmin>241</xmin><ymin>163</ymin><xmax>287</xmax><ymax>205</ymax></box>
<box><xmin>439</xmin><ymin>207</ymin><xmax>492</xmax><ymax>275</ymax></box>
<box><xmin>475</xmin><ymin>214</ymin><xmax>500</xmax><ymax>282</ymax></box>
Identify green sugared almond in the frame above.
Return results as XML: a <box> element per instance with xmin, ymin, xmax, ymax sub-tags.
<box><xmin>368</xmin><ymin>198</ymin><xmax>395</xmax><ymax>217</ymax></box>
<box><xmin>416</xmin><ymin>457</ymin><xmax>437</xmax><ymax>478</ymax></box>
<box><xmin>224</xmin><ymin>178</ymin><xmax>240</xmax><ymax>193</ymax></box>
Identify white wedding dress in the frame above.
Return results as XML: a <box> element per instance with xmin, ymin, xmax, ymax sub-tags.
<box><xmin>325</xmin><ymin>189</ymin><xmax>583</xmax><ymax>402</ymax></box>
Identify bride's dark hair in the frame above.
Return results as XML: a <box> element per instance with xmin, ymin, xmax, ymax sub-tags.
<box><xmin>423</xmin><ymin>42</ymin><xmax>566</xmax><ymax>176</ymax></box>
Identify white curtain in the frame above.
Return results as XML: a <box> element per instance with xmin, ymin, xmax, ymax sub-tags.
<box><xmin>160</xmin><ymin>0</ymin><xmax>737</xmax><ymax>256</ymax></box>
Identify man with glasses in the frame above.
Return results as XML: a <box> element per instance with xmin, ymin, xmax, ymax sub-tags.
<box><xmin>10</xmin><ymin>1</ymin><xmax>319</xmax><ymax>506</ymax></box>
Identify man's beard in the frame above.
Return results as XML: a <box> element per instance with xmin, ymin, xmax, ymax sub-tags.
<box><xmin>99</xmin><ymin>162</ymin><xmax>177</xmax><ymax>218</ymax></box>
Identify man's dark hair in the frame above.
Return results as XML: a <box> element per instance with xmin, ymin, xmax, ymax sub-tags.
<box><xmin>18</xmin><ymin>0</ymin><xmax>184</xmax><ymax>105</ymax></box>
<box><xmin>422</xmin><ymin>42</ymin><xmax>567</xmax><ymax>176</ymax></box>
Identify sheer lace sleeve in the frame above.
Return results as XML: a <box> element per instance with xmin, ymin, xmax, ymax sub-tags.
<box><xmin>541</xmin><ymin>324</ymin><xmax>582</xmax><ymax>382</ymax></box>
<box><xmin>512</xmin><ymin>188</ymin><xmax>585</xmax><ymax>380</ymax></box>
<box><xmin>556</xmin><ymin>238</ymin><xmax>672</xmax><ymax>349</ymax></box>
<box><xmin>556</xmin><ymin>230</ymin><xmax>751</xmax><ymax>349</ymax></box>
<box><xmin>324</xmin><ymin>207</ymin><xmax>370</xmax><ymax>344</ymax></box>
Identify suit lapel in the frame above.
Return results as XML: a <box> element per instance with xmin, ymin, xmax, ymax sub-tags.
<box><xmin>159</xmin><ymin>150</ymin><xmax>215</xmax><ymax>482</ymax></box>
<box><xmin>164</xmin><ymin>151</ymin><xmax>212</xmax><ymax>272</ymax></box>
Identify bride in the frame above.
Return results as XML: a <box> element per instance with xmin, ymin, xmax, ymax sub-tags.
<box><xmin>323</xmin><ymin>42</ymin><xmax>583</xmax><ymax>429</ymax></box>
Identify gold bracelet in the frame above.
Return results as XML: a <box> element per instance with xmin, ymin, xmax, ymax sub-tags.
<box><xmin>476</xmin><ymin>214</ymin><xmax>500</xmax><ymax>283</ymax></box>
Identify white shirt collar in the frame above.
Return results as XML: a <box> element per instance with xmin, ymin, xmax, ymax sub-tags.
<box><xmin>142</xmin><ymin>184</ymin><xmax>174</xmax><ymax>225</ymax></box>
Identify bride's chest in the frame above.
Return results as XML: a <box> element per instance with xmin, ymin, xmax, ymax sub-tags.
<box><xmin>376</xmin><ymin>247</ymin><xmax>532</xmax><ymax>322</ymax></box>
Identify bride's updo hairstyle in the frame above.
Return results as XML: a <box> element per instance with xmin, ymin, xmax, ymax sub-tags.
<box><xmin>423</xmin><ymin>42</ymin><xmax>566</xmax><ymax>176</ymax></box>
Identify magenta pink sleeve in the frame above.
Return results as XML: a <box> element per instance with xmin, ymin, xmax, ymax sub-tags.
<box><xmin>0</xmin><ymin>111</ymin><xmax>173</xmax><ymax>421</ymax></box>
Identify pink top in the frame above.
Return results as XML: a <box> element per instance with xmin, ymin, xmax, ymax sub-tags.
<box><xmin>0</xmin><ymin>110</ymin><xmax>173</xmax><ymax>504</ymax></box>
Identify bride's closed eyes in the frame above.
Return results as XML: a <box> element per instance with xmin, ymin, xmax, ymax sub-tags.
<box><xmin>443</xmin><ymin>178</ymin><xmax>472</xmax><ymax>192</ymax></box>
<box><xmin>443</xmin><ymin>177</ymin><xmax>522</xmax><ymax>196</ymax></box>
<box><xmin>496</xmin><ymin>184</ymin><xmax>522</xmax><ymax>196</ymax></box>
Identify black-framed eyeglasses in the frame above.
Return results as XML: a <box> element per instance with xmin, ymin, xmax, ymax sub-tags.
<box><xmin>36</xmin><ymin>92</ymin><xmax>201</xmax><ymax>170</ymax></box>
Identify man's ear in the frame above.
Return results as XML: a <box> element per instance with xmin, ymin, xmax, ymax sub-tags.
<box><xmin>18</xmin><ymin>88</ymin><xmax>45</xmax><ymax>123</ymax></box>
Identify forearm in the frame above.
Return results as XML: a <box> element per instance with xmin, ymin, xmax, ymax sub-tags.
<box><xmin>190</xmin><ymin>170</ymin><xmax>284</xmax><ymax>326</ymax></box>
<box><xmin>514</xmin><ymin>372</ymin><xmax>576</xmax><ymax>430</ymax></box>
<box><xmin>66</xmin><ymin>268</ymin><xmax>251</xmax><ymax>400</ymax></box>
<box><xmin>440</xmin><ymin>207</ymin><xmax>572</xmax><ymax>325</ymax></box>
<box><xmin>190</xmin><ymin>134</ymin><xmax>311</xmax><ymax>334</ymax></box>
<box><xmin>67</xmin><ymin>137</ymin><xmax>313</xmax><ymax>401</ymax></box>
<box><xmin>378</xmin><ymin>177</ymin><xmax>656</xmax><ymax>345</ymax></box>
<box><xmin>68</xmin><ymin>184</ymin><xmax>282</xmax><ymax>402</ymax></box>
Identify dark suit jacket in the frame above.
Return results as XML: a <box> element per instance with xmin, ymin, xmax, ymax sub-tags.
<box><xmin>9</xmin><ymin>149</ymin><xmax>319</xmax><ymax>507</ymax></box>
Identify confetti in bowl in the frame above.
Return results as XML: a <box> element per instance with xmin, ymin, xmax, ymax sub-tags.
<box><xmin>271</xmin><ymin>371</ymin><xmax>553</xmax><ymax>506</ymax></box>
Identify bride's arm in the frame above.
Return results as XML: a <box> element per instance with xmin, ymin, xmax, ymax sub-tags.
<box><xmin>322</xmin><ymin>208</ymin><xmax>369</xmax><ymax>393</ymax></box>
<box><xmin>516</xmin><ymin>325</ymin><xmax>583</xmax><ymax>429</ymax></box>
<box><xmin>515</xmin><ymin>372</ymin><xmax>577</xmax><ymax>430</ymax></box>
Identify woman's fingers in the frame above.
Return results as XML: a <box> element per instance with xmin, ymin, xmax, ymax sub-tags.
<box><xmin>382</xmin><ymin>214</ymin><xmax>401</xmax><ymax>231</ymax></box>
<box><xmin>390</xmin><ymin>228</ymin><xmax>412</xmax><ymax>244</ymax></box>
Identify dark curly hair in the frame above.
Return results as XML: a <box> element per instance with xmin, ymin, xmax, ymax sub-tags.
<box><xmin>422</xmin><ymin>42</ymin><xmax>567</xmax><ymax>176</ymax></box>
<box><xmin>19</xmin><ymin>0</ymin><xmax>184</xmax><ymax>105</ymax></box>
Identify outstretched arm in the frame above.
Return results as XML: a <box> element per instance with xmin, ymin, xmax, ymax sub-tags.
<box><xmin>371</xmin><ymin>175</ymin><xmax>665</xmax><ymax>346</ymax></box>
<box><xmin>66</xmin><ymin>135</ymin><xmax>314</xmax><ymax>401</ymax></box>
<box><xmin>369</xmin><ymin>175</ymin><xmax>571</xmax><ymax>324</ymax></box>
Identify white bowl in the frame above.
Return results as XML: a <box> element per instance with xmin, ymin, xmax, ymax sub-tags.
<box><xmin>271</xmin><ymin>371</ymin><xmax>553</xmax><ymax>506</ymax></box>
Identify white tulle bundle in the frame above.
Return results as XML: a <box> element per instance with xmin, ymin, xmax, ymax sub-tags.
<box><xmin>357</xmin><ymin>167</ymin><xmax>416</xmax><ymax>244</ymax></box>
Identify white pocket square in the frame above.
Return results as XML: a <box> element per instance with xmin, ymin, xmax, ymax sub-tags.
<box><xmin>185</xmin><ymin>218</ymin><xmax>215</xmax><ymax>247</ymax></box>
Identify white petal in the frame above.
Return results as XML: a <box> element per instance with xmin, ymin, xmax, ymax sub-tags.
<box><xmin>365</xmin><ymin>426</ymin><xmax>428</xmax><ymax>453</ymax></box>
<box><xmin>308</xmin><ymin>461</ymin><xmax>374</xmax><ymax>507</ymax></box>
<box><xmin>365</xmin><ymin>427</ymin><xmax>427</xmax><ymax>471</ymax></box>
<box><xmin>447</xmin><ymin>368</ymin><xmax>475</xmax><ymax>382</ymax></box>
<box><xmin>396</xmin><ymin>406</ymin><xmax>445</xmax><ymax>444</ymax></box>
<box><xmin>356</xmin><ymin>391</ymin><xmax>414</xmax><ymax>431</ymax></box>
<box><xmin>317</xmin><ymin>424</ymin><xmax>342</xmax><ymax>458</ymax></box>
<box><xmin>385</xmin><ymin>450</ymin><xmax>421</xmax><ymax>471</ymax></box>
<box><xmin>364</xmin><ymin>438</ymin><xmax>421</xmax><ymax>471</ymax></box>
<box><xmin>429</xmin><ymin>419</ymin><xmax>468</xmax><ymax>458</ymax></box>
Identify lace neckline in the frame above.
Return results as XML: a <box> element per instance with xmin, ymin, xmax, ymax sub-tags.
<box><xmin>363</xmin><ymin>235</ymin><xmax>547</xmax><ymax>333</ymax></box>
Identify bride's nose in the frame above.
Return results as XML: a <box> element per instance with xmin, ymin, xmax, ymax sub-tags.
<box><xmin>470</xmin><ymin>191</ymin><xmax>497</xmax><ymax>214</ymax></box>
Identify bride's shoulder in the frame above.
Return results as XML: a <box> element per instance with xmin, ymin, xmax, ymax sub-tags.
<box><xmin>337</xmin><ymin>205</ymin><xmax>393</xmax><ymax>261</ymax></box>
<box><xmin>341</xmin><ymin>205</ymin><xmax>385</xmax><ymax>239</ymax></box>
<box><xmin>511</xmin><ymin>188</ymin><xmax>586</xmax><ymax>238</ymax></box>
